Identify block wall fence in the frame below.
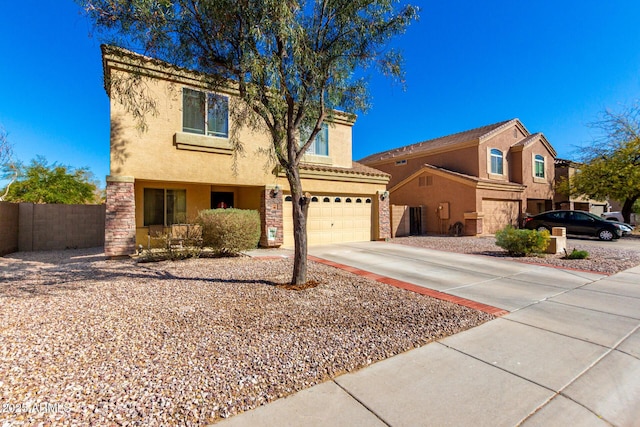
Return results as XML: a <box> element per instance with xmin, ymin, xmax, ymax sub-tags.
<box><xmin>0</xmin><ymin>201</ymin><xmax>105</xmax><ymax>255</ymax></box>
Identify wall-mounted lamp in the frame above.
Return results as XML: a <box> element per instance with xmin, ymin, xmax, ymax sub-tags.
<box><xmin>381</xmin><ymin>190</ymin><xmax>389</xmax><ymax>200</ymax></box>
<box><xmin>272</xmin><ymin>185</ymin><xmax>281</xmax><ymax>197</ymax></box>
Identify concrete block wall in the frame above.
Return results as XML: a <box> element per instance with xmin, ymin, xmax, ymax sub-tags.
<box><xmin>0</xmin><ymin>202</ymin><xmax>105</xmax><ymax>255</ymax></box>
<box><xmin>391</xmin><ymin>204</ymin><xmax>410</xmax><ymax>238</ymax></box>
<box><xmin>29</xmin><ymin>204</ymin><xmax>105</xmax><ymax>251</ymax></box>
<box><xmin>0</xmin><ymin>202</ymin><xmax>19</xmax><ymax>256</ymax></box>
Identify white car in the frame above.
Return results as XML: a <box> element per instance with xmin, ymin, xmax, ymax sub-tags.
<box><xmin>601</xmin><ymin>212</ymin><xmax>635</xmax><ymax>235</ymax></box>
<box><xmin>601</xmin><ymin>211</ymin><xmax>625</xmax><ymax>222</ymax></box>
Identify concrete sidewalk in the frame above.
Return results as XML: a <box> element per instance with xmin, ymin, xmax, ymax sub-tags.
<box><xmin>220</xmin><ymin>242</ymin><xmax>640</xmax><ymax>426</ymax></box>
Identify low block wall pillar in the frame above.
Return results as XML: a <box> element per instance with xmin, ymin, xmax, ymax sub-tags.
<box><xmin>463</xmin><ymin>212</ymin><xmax>484</xmax><ymax>236</ymax></box>
<box><xmin>260</xmin><ymin>185</ymin><xmax>283</xmax><ymax>247</ymax></box>
<box><xmin>105</xmin><ymin>175</ymin><xmax>136</xmax><ymax>257</ymax></box>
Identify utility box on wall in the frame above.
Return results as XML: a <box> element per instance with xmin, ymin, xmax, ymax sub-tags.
<box><xmin>437</xmin><ymin>202</ymin><xmax>450</xmax><ymax>220</ymax></box>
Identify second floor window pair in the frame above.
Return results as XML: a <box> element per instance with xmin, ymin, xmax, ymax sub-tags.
<box><xmin>183</xmin><ymin>87</ymin><xmax>329</xmax><ymax>156</ymax></box>
<box><xmin>183</xmin><ymin>88</ymin><xmax>229</xmax><ymax>138</ymax></box>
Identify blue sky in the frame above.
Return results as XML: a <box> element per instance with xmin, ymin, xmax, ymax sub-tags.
<box><xmin>1</xmin><ymin>1</ymin><xmax>640</xmax><ymax>188</ymax></box>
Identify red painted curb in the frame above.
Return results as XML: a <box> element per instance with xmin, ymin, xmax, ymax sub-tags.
<box><xmin>308</xmin><ymin>255</ymin><xmax>509</xmax><ymax>317</ymax></box>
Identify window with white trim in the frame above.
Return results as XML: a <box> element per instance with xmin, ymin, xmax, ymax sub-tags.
<box><xmin>301</xmin><ymin>123</ymin><xmax>329</xmax><ymax>156</ymax></box>
<box><xmin>534</xmin><ymin>154</ymin><xmax>545</xmax><ymax>178</ymax></box>
<box><xmin>183</xmin><ymin>88</ymin><xmax>229</xmax><ymax>138</ymax></box>
<box><xmin>490</xmin><ymin>148</ymin><xmax>504</xmax><ymax>175</ymax></box>
<box><xmin>144</xmin><ymin>188</ymin><xmax>187</xmax><ymax>226</ymax></box>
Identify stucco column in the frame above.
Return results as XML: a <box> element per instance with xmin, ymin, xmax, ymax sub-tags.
<box><xmin>375</xmin><ymin>191</ymin><xmax>391</xmax><ymax>240</ymax></box>
<box><xmin>105</xmin><ymin>175</ymin><xmax>136</xmax><ymax>257</ymax></box>
<box><xmin>260</xmin><ymin>185</ymin><xmax>283</xmax><ymax>247</ymax></box>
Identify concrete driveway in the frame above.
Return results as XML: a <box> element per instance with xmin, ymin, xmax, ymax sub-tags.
<box><xmin>220</xmin><ymin>241</ymin><xmax>640</xmax><ymax>427</ymax></box>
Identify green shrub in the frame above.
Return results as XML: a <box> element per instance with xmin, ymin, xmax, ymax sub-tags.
<box><xmin>564</xmin><ymin>248</ymin><xmax>589</xmax><ymax>259</ymax></box>
<box><xmin>196</xmin><ymin>209</ymin><xmax>261</xmax><ymax>255</ymax></box>
<box><xmin>495</xmin><ymin>225</ymin><xmax>550</xmax><ymax>256</ymax></box>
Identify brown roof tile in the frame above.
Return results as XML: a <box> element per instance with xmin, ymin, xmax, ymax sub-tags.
<box><xmin>359</xmin><ymin>119</ymin><xmax>521</xmax><ymax>163</ymax></box>
<box><xmin>300</xmin><ymin>161</ymin><xmax>390</xmax><ymax>178</ymax></box>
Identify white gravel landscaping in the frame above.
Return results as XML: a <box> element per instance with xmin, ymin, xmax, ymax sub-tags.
<box><xmin>0</xmin><ymin>248</ymin><xmax>493</xmax><ymax>426</ymax></box>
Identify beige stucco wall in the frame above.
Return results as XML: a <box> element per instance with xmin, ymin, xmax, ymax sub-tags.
<box><xmin>109</xmin><ymin>67</ymin><xmax>355</xmax><ymax>185</ymax></box>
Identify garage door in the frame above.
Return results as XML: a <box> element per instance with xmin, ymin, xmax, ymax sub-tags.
<box><xmin>283</xmin><ymin>195</ymin><xmax>373</xmax><ymax>247</ymax></box>
<box><xmin>482</xmin><ymin>199</ymin><xmax>520</xmax><ymax>234</ymax></box>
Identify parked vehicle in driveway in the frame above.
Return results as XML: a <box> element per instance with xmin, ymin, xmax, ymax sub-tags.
<box><xmin>523</xmin><ymin>210</ymin><xmax>625</xmax><ymax>241</ymax></box>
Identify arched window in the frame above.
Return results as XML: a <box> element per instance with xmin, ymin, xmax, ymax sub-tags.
<box><xmin>356</xmin><ymin>198</ymin><xmax>362</xmax><ymax>203</ymax></box>
<box><xmin>335</xmin><ymin>197</ymin><xmax>341</xmax><ymax>203</ymax></box>
<box><xmin>534</xmin><ymin>155</ymin><xmax>545</xmax><ymax>178</ymax></box>
<box><xmin>311</xmin><ymin>196</ymin><xmax>319</xmax><ymax>202</ymax></box>
<box><xmin>490</xmin><ymin>149</ymin><xmax>503</xmax><ymax>175</ymax></box>
<box><xmin>284</xmin><ymin>196</ymin><xmax>292</xmax><ymax>201</ymax></box>
<box><xmin>346</xmin><ymin>198</ymin><xmax>352</xmax><ymax>203</ymax></box>
<box><xmin>365</xmin><ymin>198</ymin><xmax>372</xmax><ymax>204</ymax></box>
<box><xmin>323</xmin><ymin>197</ymin><xmax>330</xmax><ymax>203</ymax></box>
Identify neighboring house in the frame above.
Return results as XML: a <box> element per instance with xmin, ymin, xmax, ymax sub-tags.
<box><xmin>553</xmin><ymin>158</ymin><xmax>608</xmax><ymax>215</ymax></box>
<box><xmin>359</xmin><ymin>119</ymin><xmax>556</xmax><ymax>236</ymax></box>
<box><xmin>101</xmin><ymin>46</ymin><xmax>390</xmax><ymax>257</ymax></box>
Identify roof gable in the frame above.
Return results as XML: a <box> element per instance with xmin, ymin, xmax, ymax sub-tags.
<box><xmin>510</xmin><ymin>132</ymin><xmax>557</xmax><ymax>157</ymax></box>
<box><xmin>389</xmin><ymin>163</ymin><xmax>526</xmax><ymax>193</ymax></box>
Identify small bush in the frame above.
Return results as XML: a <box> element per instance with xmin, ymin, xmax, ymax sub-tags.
<box><xmin>495</xmin><ymin>225</ymin><xmax>550</xmax><ymax>256</ymax></box>
<box><xmin>196</xmin><ymin>209</ymin><xmax>261</xmax><ymax>255</ymax></box>
<box><xmin>564</xmin><ymin>248</ymin><xmax>589</xmax><ymax>259</ymax></box>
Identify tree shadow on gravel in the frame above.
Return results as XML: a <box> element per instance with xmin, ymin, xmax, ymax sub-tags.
<box><xmin>1</xmin><ymin>248</ymin><xmax>281</xmax><ymax>298</ymax></box>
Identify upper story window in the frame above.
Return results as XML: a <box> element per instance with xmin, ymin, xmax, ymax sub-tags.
<box><xmin>183</xmin><ymin>88</ymin><xmax>229</xmax><ymax>138</ymax></box>
<box><xmin>490</xmin><ymin>148</ymin><xmax>504</xmax><ymax>175</ymax></box>
<box><xmin>534</xmin><ymin>155</ymin><xmax>545</xmax><ymax>178</ymax></box>
<box><xmin>302</xmin><ymin>123</ymin><xmax>329</xmax><ymax>156</ymax></box>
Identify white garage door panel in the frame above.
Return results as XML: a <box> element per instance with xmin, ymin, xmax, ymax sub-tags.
<box><xmin>482</xmin><ymin>199</ymin><xmax>520</xmax><ymax>234</ymax></box>
<box><xmin>283</xmin><ymin>195</ymin><xmax>373</xmax><ymax>247</ymax></box>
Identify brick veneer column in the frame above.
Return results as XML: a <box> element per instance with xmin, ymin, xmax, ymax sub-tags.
<box><xmin>105</xmin><ymin>175</ymin><xmax>136</xmax><ymax>257</ymax></box>
<box><xmin>259</xmin><ymin>185</ymin><xmax>283</xmax><ymax>247</ymax></box>
<box><xmin>376</xmin><ymin>191</ymin><xmax>391</xmax><ymax>240</ymax></box>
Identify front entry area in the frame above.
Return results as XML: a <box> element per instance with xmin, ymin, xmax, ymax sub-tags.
<box><xmin>282</xmin><ymin>194</ymin><xmax>373</xmax><ymax>247</ymax></box>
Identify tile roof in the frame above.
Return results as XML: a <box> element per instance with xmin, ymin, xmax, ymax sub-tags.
<box><xmin>511</xmin><ymin>132</ymin><xmax>541</xmax><ymax>147</ymax></box>
<box><xmin>299</xmin><ymin>161</ymin><xmax>390</xmax><ymax>178</ymax></box>
<box><xmin>359</xmin><ymin>119</ymin><xmax>521</xmax><ymax>163</ymax></box>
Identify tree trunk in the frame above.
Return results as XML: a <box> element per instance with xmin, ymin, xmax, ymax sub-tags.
<box><xmin>621</xmin><ymin>196</ymin><xmax>638</xmax><ymax>224</ymax></box>
<box><xmin>287</xmin><ymin>167</ymin><xmax>310</xmax><ymax>285</ymax></box>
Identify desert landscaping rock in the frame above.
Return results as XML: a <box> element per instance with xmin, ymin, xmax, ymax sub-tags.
<box><xmin>0</xmin><ymin>249</ymin><xmax>493</xmax><ymax>425</ymax></box>
<box><xmin>393</xmin><ymin>235</ymin><xmax>640</xmax><ymax>274</ymax></box>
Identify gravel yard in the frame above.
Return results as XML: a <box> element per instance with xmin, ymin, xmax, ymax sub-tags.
<box><xmin>392</xmin><ymin>235</ymin><xmax>640</xmax><ymax>274</ymax></box>
<box><xmin>0</xmin><ymin>249</ymin><xmax>493</xmax><ymax>426</ymax></box>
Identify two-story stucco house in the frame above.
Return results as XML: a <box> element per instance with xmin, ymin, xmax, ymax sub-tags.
<box><xmin>359</xmin><ymin>119</ymin><xmax>556</xmax><ymax>236</ymax></box>
<box><xmin>101</xmin><ymin>45</ymin><xmax>390</xmax><ymax>257</ymax></box>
